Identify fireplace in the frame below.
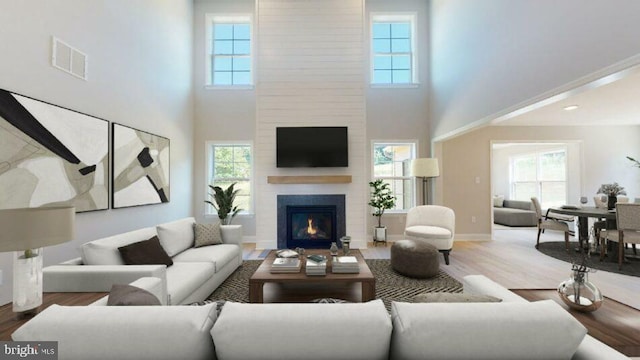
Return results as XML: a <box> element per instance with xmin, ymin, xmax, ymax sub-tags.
<box><xmin>277</xmin><ymin>195</ymin><xmax>345</xmax><ymax>249</ymax></box>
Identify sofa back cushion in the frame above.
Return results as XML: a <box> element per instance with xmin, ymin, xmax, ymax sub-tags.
<box><xmin>503</xmin><ymin>199</ymin><xmax>533</xmax><ymax>211</ymax></box>
<box><xmin>212</xmin><ymin>300</ymin><xmax>392</xmax><ymax>360</ymax></box>
<box><xmin>157</xmin><ymin>217</ymin><xmax>196</xmax><ymax>257</ymax></box>
<box><xmin>81</xmin><ymin>227</ymin><xmax>157</xmax><ymax>265</ymax></box>
<box><xmin>12</xmin><ymin>304</ymin><xmax>217</xmax><ymax>360</ymax></box>
<box><xmin>390</xmin><ymin>300</ymin><xmax>587</xmax><ymax>360</ymax></box>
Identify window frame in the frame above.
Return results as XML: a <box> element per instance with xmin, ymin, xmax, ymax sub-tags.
<box><xmin>205</xmin><ymin>140</ymin><xmax>254</xmax><ymax>217</ymax></box>
<box><xmin>510</xmin><ymin>148</ymin><xmax>568</xmax><ymax>209</ymax></box>
<box><xmin>205</xmin><ymin>14</ymin><xmax>254</xmax><ymax>89</ymax></box>
<box><xmin>371</xmin><ymin>140</ymin><xmax>418</xmax><ymax>213</ymax></box>
<box><xmin>370</xmin><ymin>12</ymin><xmax>419</xmax><ymax>87</ymax></box>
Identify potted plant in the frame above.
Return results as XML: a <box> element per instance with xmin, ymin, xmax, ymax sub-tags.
<box><xmin>206</xmin><ymin>183</ymin><xmax>243</xmax><ymax>225</ymax></box>
<box><xmin>368</xmin><ymin>179</ymin><xmax>396</xmax><ymax>242</ymax></box>
<box><xmin>597</xmin><ymin>182</ymin><xmax>626</xmax><ymax>210</ymax></box>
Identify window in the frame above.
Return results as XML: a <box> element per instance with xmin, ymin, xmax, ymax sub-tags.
<box><xmin>511</xmin><ymin>149</ymin><xmax>567</xmax><ymax>209</ymax></box>
<box><xmin>371</xmin><ymin>13</ymin><xmax>417</xmax><ymax>85</ymax></box>
<box><xmin>372</xmin><ymin>142</ymin><xmax>416</xmax><ymax>211</ymax></box>
<box><xmin>206</xmin><ymin>142</ymin><xmax>253</xmax><ymax>215</ymax></box>
<box><xmin>206</xmin><ymin>15</ymin><xmax>252</xmax><ymax>87</ymax></box>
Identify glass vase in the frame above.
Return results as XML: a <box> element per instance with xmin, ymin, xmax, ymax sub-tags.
<box><xmin>329</xmin><ymin>242</ymin><xmax>339</xmax><ymax>256</ymax></box>
<box><xmin>557</xmin><ymin>268</ymin><xmax>603</xmax><ymax>312</ymax></box>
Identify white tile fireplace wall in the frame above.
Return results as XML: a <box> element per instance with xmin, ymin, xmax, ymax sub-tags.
<box><xmin>254</xmin><ymin>0</ymin><xmax>367</xmax><ymax>249</ymax></box>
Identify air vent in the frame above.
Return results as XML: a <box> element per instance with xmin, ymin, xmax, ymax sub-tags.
<box><xmin>51</xmin><ymin>36</ymin><xmax>87</xmax><ymax>80</ymax></box>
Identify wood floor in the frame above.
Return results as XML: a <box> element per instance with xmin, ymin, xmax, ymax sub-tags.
<box><xmin>243</xmin><ymin>227</ymin><xmax>640</xmax><ymax>310</ymax></box>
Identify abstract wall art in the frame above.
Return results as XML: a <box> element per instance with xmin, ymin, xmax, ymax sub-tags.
<box><xmin>0</xmin><ymin>89</ymin><xmax>109</xmax><ymax>212</ymax></box>
<box><xmin>112</xmin><ymin>123</ymin><xmax>170</xmax><ymax>208</ymax></box>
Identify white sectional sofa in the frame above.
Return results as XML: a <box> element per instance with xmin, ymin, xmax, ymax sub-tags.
<box><xmin>12</xmin><ymin>274</ymin><xmax>629</xmax><ymax>360</ymax></box>
<box><xmin>43</xmin><ymin>217</ymin><xmax>242</xmax><ymax>305</ymax></box>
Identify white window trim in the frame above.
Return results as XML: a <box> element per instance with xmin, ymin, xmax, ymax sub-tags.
<box><xmin>204</xmin><ymin>140</ymin><xmax>255</xmax><ymax>217</ymax></box>
<box><xmin>371</xmin><ymin>140</ymin><xmax>418</xmax><ymax>213</ymax></box>
<box><xmin>205</xmin><ymin>13</ymin><xmax>254</xmax><ymax>89</ymax></box>
<box><xmin>370</xmin><ymin>12</ymin><xmax>419</xmax><ymax>87</ymax></box>
<box><xmin>509</xmin><ymin>147</ymin><xmax>568</xmax><ymax>207</ymax></box>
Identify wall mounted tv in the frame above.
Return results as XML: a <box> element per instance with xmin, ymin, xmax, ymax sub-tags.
<box><xmin>276</xmin><ymin>126</ymin><xmax>348</xmax><ymax>168</ymax></box>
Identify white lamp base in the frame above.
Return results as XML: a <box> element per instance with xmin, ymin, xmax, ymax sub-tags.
<box><xmin>13</xmin><ymin>248</ymin><xmax>43</xmax><ymax>314</ymax></box>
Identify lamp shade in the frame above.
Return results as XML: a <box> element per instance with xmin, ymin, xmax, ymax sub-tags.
<box><xmin>0</xmin><ymin>206</ymin><xmax>75</xmax><ymax>252</ymax></box>
<box><xmin>410</xmin><ymin>158</ymin><xmax>440</xmax><ymax>178</ymax></box>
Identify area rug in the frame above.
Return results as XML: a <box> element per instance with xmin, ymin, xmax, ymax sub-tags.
<box><xmin>205</xmin><ymin>259</ymin><xmax>462</xmax><ymax>311</ymax></box>
<box><xmin>537</xmin><ymin>241</ymin><xmax>640</xmax><ymax>277</ymax></box>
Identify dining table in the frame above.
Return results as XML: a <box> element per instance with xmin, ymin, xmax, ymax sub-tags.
<box><xmin>548</xmin><ymin>206</ymin><xmax>617</xmax><ymax>257</ymax></box>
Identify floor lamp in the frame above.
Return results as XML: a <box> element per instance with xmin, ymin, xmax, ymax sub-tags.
<box><xmin>411</xmin><ymin>158</ymin><xmax>440</xmax><ymax>205</ymax></box>
<box><xmin>0</xmin><ymin>206</ymin><xmax>75</xmax><ymax>315</ymax></box>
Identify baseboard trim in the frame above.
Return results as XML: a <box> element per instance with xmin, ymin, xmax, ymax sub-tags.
<box><xmin>455</xmin><ymin>234</ymin><xmax>491</xmax><ymax>241</ymax></box>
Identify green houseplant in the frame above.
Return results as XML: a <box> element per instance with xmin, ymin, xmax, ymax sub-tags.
<box><xmin>206</xmin><ymin>182</ymin><xmax>242</xmax><ymax>225</ymax></box>
<box><xmin>597</xmin><ymin>182</ymin><xmax>626</xmax><ymax>210</ymax></box>
<box><xmin>368</xmin><ymin>179</ymin><xmax>396</xmax><ymax>242</ymax></box>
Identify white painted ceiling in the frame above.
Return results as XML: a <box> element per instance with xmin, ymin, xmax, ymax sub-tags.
<box><xmin>493</xmin><ymin>66</ymin><xmax>640</xmax><ymax>126</ymax></box>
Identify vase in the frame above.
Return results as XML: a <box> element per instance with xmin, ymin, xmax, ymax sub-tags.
<box><xmin>607</xmin><ymin>195</ymin><xmax>617</xmax><ymax>210</ymax></box>
<box><xmin>557</xmin><ymin>268</ymin><xmax>603</xmax><ymax>312</ymax></box>
<box><xmin>329</xmin><ymin>242</ymin><xmax>339</xmax><ymax>256</ymax></box>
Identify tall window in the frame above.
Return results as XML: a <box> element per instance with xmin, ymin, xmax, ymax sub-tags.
<box><xmin>372</xmin><ymin>142</ymin><xmax>416</xmax><ymax>211</ymax></box>
<box><xmin>206</xmin><ymin>15</ymin><xmax>252</xmax><ymax>87</ymax></box>
<box><xmin>371</xmin><ymin>13</ymin><xmax>417</xmax><ymax>85</ymax></box>
<box><xmin>511</xmin><ymin>149</ymin><xmax>567</xmax><ymax>208</ymax></box>
<box><xmin>207</xmin><ymin>142</ymin><xmax>252</xmax><ymax>215</ymax></box>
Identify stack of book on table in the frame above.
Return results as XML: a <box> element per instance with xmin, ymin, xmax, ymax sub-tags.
<box><xmin>306</xmin><ymin>254</ymin><xmax>327</xmax><ymax>276</ymax></box>
<box><xmin>270</xmin><ymin>257</ymin><xmax>301</xmax><ymax>273</ymax></box>
<box><xmin>332</xmin><ymin>256</ymin><xmax>359</xmax><ymax>273</ymax></box>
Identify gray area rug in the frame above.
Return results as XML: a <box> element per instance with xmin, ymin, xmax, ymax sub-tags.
<box><xmin>537</xmin><ymin>241</ymin><xmax>640</xmax><ymax>277</ymax></box>
<box><xmin>205</xmin><ymin>259</ymin><xmax>462</xmax><ymax>311</ymax></box>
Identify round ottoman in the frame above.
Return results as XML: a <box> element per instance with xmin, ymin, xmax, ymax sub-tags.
<box><xmin>390</xmin><ymin>240</ymin><xmax>439</xmax><ymax>278</ymax></box>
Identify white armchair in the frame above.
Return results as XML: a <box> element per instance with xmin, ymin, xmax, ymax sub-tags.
<box><xmin>404</xmin><ymin>206</ymin><xmax>455</xmax><ymax>265</ymax></box>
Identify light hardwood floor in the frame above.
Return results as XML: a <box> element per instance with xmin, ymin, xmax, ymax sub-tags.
<box><xmin>242</xmin><ymin>227</ymin><xmax>640</xmax><ymax>310</ymax></box>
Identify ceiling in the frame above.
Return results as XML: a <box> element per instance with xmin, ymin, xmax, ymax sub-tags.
<box><xmin>492</xmin><ymin>65</ymin><xmax>640</xmax><ymax>127</ymax></box>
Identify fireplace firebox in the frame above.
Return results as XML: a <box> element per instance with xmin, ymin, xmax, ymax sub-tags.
<box><xmin>277</xmin><ymin>195</ymin><xmax>346</xmax><ymax>249</ymax></box>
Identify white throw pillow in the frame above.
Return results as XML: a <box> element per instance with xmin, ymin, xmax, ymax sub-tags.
<box><xmin>390</xmin><ymin>300</ymin><xmax>587</xmax><ymax>360</ymax></box>
<box><xmin>493</xmin><ymin>195</ymin><xmax>505</xmax><ymax>207</ymax></box>
<box><xmin>156</xmin><ymin>217</ymin><xmax>196</xmax><ymax>257</ymax></box>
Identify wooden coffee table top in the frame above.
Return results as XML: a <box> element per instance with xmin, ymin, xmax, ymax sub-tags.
<box><xmin>250</xmin><ymin>249</ymin><xmax>374</xmax><ymax>283</ymax></box>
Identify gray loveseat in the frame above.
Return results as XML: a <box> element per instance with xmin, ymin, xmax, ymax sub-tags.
<box><xmin>493</xmin><ymin>199</ymin><xmax>537</xmax><ymax>227</ymax></box>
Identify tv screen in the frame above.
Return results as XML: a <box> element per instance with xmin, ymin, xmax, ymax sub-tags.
<box><xmin>276</xmin><ymin>126</ymin><xmax>348</xmax><ymax>168</ymax></box>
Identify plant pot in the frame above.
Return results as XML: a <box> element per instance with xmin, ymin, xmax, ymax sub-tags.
<box><xmin>607</xmin><ymin>195</ymin><xmax>617</xmax><ymax>210</ymax></box>
<box><xmin>373</xmin><ymin>227</ymin><xmax>387</xmax><ymax>242</ymax></box>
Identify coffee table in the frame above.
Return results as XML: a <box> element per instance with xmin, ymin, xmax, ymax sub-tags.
<box><xmin>249</xmin><ymin>249</ymin><xmax>375</xmax><ymax>303</ymax></box>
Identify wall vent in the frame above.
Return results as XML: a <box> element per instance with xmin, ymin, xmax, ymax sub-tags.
<box><xmin>51</xmin><ymin>36</ymin><xmax>88</xmax><ymax>80</ymax></box>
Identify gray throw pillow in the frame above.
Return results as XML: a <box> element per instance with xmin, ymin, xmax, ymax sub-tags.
<box><xmin>107</xmin><ymin>284</ymin><xmax>161</xmax><ymax>306</ymax></box>
<box><xmin>194</xmin><ymin>222</ymin><xmax>223</xmax><ymax>247</ymax></box>
<box><xmin>413</xmin><ymin>292</ymin><xmax>502</xmax><ymax>303</ymax></box>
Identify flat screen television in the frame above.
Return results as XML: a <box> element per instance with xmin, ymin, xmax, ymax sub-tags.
<box><xmin>276</xmin><ymin>126</ymin><xmax>348</xmax><ymax>168</ymax></box>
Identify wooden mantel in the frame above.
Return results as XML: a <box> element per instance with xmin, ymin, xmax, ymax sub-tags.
<box><xmin>267</xmin><ymin>175</ymin><xmax>352</xmax><ymax>184</ymax></box>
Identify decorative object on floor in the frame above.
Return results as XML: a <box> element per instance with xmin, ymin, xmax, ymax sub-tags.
<box><xmin>597</xmin><ymin>182</ymin><xmax>626</xmax><ymax>210</ymax></box>
<box><xmin>205</xmin><ymin>182</ymin><xmax>242</xmax><ymax>225</ymax></box>
<box><xmin>391</xmin><ymin>240</ymin><xmax>440</xmax><ymax>278</ymax></box>
<box><xmin>0</xmin><ymin>89</ymin><xmax>109</xmax><ymax>212</ymax></box>
<box><xmin>0</xmin><ymin>206</ymin><xmax>75</xmax><ymax>314</ymax></box>
<box><xmin>368</xmin><ymin>179</ymin><xmax>396</xmax><ymax>245</ymax></box>
<box><xmin>404</xmin><ymin>205</ymin><xmax>455</xmax><ymax>265</ymax></box>
<box><xmin>112</xmin><ymin>123</ymin><xmax>170</xmax><ymax>208</ymax></box>
<box><xmin>536</xmin><ymin>241</ymin><xmax>639</xmax><ymax>277</ymax></box>
<box><xmin>558</xmin><ymin>262</ymin><xmax>603</xmax><ymax>312</ymax></box>
<box><xmin>409</xmin><ymin>158</ymin><xmax>440</xmax><ymax>205</ymax></box>
<box><xmin>205</xmin><ymin>260</ymin><xmax>462</xmax><ymax>312</ymax></box>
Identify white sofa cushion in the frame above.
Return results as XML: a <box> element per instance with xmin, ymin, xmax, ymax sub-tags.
<box><xmin>81</xmin><ymin>227</ymin><xmax>157</xmax><ymax>265</ymax></box>
<box><xmin>390</xmin><ymin>300</ymin><xmax>587</xmax><ymax>360</ymax></box>
<box><xmin>212</xmin><ymin>300</ymin><xmax>392</xmax><ymax>360</ymax></box>
<box><xmin>166</xmin><ymin>262</ymin><xmax>215</xmax><ymax>305</ymax></box>
<box><xmin>12</xmin><ymin>304</ymin><xmax>217</xmax><ymax>360</ymax></box>
<box><xmin>172</xmin><ymin>244</ymin><xmax>241</xmax><ymax>272</ymax></box>
<box><xmin>156</xmin><ymin>217</ymin><xmax>195</xmax><ymax>257</ymax></box>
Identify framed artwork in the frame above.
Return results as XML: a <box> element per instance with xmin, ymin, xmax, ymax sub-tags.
<box><xmin>111</xmin><ymin>123</ymin><xmax>170</xmax><ymax>208</ymax></box>
<box><xmin>0</xmin><ymin>89</ymin><xmax>109</xmax><ymax>212</ymax></box>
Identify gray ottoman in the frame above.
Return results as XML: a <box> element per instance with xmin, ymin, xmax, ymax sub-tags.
<box><xmin>391</xmin><ymin>239</ymin><xmax>439</xmax><ymax>278</ymax></box>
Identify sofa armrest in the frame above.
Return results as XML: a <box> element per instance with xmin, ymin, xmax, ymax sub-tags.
<box><xmin>462</xmin><ymin>275</ymin><xmax>528</xmax><ymax>303</ymax></box>
<box><xmin>43</xmin><ymin>265</ymin><xmax>167</xmax><ymax>294</ymax></box>
<box><xmin>90</xmin><ymin>277</ymin><xmax>167</xmax><ymax>306</ymax></box>
<box><xmin>221</xmin><ymin>225</ymin><xmax>243</xmax><ymax>245</ymax></box>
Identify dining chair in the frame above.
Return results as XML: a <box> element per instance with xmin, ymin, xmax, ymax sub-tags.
<box><xmin>531</xmin><ymin>197</ymin><xmax>572</xmax><ymax>251</ymax></box>
<box><xmin>599</xmin><ymin>203</ymin><xmax>640</xmax><ymax>269</ymax></box>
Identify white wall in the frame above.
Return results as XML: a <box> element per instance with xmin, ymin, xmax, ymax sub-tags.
<box><xmin>0</xmin><ymin>0</ymin><xmax>194</xmax><ymax>306</ymax></box>
<box><xmin>430</xmin><ymin>0</ymin><xmax>640</xmax><ymax>139</ymax></box>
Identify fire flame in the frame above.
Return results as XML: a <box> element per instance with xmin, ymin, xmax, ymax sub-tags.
<box><xmin>306</xmin><ymin>217</ymin><xmax>317</xmax><ymax>235</ymax></box>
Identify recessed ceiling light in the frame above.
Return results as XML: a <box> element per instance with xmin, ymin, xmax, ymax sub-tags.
<box><xmin>563</xmin><ymin>105</ymin><xmax>579</xmax><ymax>111</ymax></box>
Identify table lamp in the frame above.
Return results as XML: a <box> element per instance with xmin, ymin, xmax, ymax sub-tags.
<box><xmin>0</xmin><ymin>206</ymin><xmax>75</xmax><ymax>315</ymax></box>
<box><xmin>410</xmin><ymin>158</ymin><xmax>440</xmax><ymax>205</ymax></box>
